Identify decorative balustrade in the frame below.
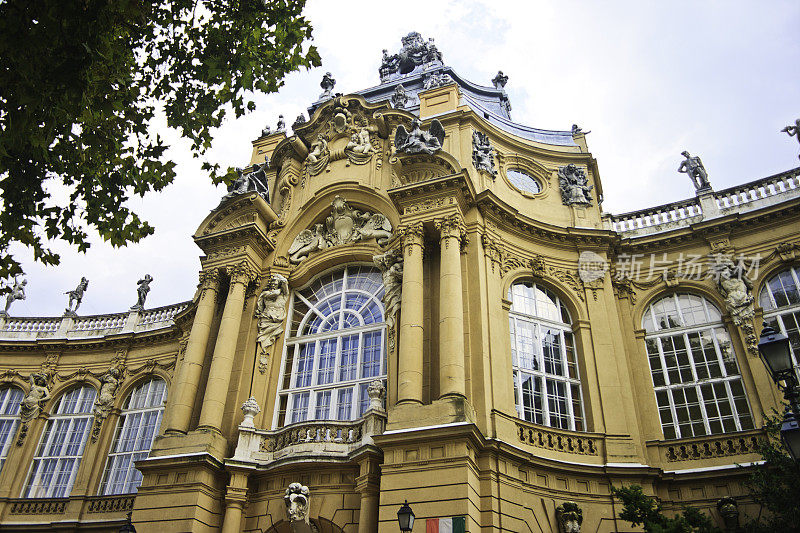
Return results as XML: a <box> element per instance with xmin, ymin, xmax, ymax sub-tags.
<box><xmin>261</xmin><ymin>420</ymin><xmax>364</xmax><ymax>453</ymax></box>
<box><xmin>608</xmin><ymin>167</ymin><xmax>800</xmax><ymax>236</ymax></box>
<box><xmin>516</xmin><ymin>420</ymin><xmax>600</xmax><ymax>456</ymax></box>
<box><xmin>9</xmin><ymin>498</ymin><xmax>67</xmax><ymax>514</ymax></box>
<box><xmin>85</xmin><ymin>495</ymin><xmax>135</xmax><ymax>513</ymax></box>
<box><xmin>0</xmin><ymin>301</ymin><xmax>190</xmax><ymax>341</ymax></box>
<box><xmin>660</xmin><ymin>432</ymin><xmax>764</xmax><ymax>463</ymax></box>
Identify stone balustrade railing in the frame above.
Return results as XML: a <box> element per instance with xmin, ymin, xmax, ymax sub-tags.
<box><xmin>515</xmin><ymin>419</ymin><xmax>603</xmax><ymax>458</ymax></box>
<box><xmin>229</xmin><ymin>409</ymin><xmax>386</xmax><ymax>467</ymax></box>
<box><xmin>607</xmin><ymin>167</ymin><xmax>800</xmax><ymax>237</ymax></box>
<box><xmin>646</xmin><ymin>429</ymin><xmax>765</xmax><ymax>464</ymax></box>
<box><xmin>0</xmin><ymin>302</ymin><xmax>190</xmax><ymax>341</ymax></box>
<box><xmin>8</xmin><ymin>498</ymin><xmax>67</xmax><ymax>515</ymax></box>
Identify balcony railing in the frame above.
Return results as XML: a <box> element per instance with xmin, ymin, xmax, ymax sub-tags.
<box><xmin>646</xmin><ymin>429</ymin><xmax>765</xmax><ymax>464</ymax></box>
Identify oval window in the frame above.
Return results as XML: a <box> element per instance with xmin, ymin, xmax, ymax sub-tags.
<box><xmin>506</xmin><ymin>169</ymin><xmax>541</xmax><ymax>195</ymax></box>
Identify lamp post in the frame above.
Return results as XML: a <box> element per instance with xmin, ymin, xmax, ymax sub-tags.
<box><xmin>757</xmin><ymin>323</ymin><xmax>800</xmax><ymax>461</ymax></box>
<box><xmin>397</xmin><ymin>500</ymin><xmax>415</xmax><ymax>532</ymax></box>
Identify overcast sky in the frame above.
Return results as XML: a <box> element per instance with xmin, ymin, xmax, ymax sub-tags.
<box><xmin>5</xmin><ymin>0</ymin><xmax>799</xmax><ymax>318</ymax></box>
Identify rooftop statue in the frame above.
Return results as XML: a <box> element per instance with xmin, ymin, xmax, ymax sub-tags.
<box><xmin>782</xmin><ymin>118</ymin><xmax>800</xmax><ymax>160</ymax></box>
<box><xmin>319</xmin><ymin>72</ymin><xmax>336</xmax><ymax>99</ymax></box>
<box><xmin>221</xmin><ymin>162</ymin><xmax>269</xmax><ymax>202</ymax></box>
<box><xmin>390</xmin><ymin>84</ymin><xmax>409</xmax><ymax>109</ymax></box>
<box><xmin>65</xmin><ymin>277</ymin><xmax>89</xmax><ymax>316</ymax></box>
<box><xmin>558</xmin><ymin>164</ymin><xmax>593</xmax><ymax>206</ymax></box>
<box><xmin>380</xmin><ymin>31</ymin><xmax>444</xmax><ymax>81</ymax></box>
<box><xmin>292</xmin><ymin>114</ymin><xmax>306</xmax><ymax>130</ymax></box>
<box><xmin>423</xmin><ymin>71</ymin><xmax>452</xmax><ymax>90</ymax></box>
<box><xmin>132</xmin><ymin>274</ymin><xmax>153</xmax><ymax>310</ymax></box>
<box><xmin>492</xmin><ymin>70</ymin><xmax>508</xmax><ymax>89</ymax></box>
<box><xmin>395</xmin><ymin>118</ymin><xmax>445</xmax><ymax>155</ymax></box>
<box><xmin>2</xmin><ymin>278</ymin><xmax>26</xmax><ymax>315</ymax></box>
<box><xmin>678</xmin><ymin>151</ymin><xmax>711</xmax><ymax>191</ymax></box>
<box><xmin>276</xmin><ymin>114</ymin><xmax>285</xmax><ymax>133</ymax></box>
<box><xmin>261</xmin><ymin>124</ymin><xmax>271</xmax><ymax>137</ymax></box>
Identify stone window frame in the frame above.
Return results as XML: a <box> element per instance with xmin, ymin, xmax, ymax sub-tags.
<box><xmin>643</xmin><ymin>293</ymin><xmax>754</xmax><ymax>440</ymax></box>
<box><xmin>508</xmin><ymin>281</ymin><xmax>586</xmax><ymax>431</ymax></box>
<box><xmin>0</xmin><ymin>386</ymin><xmax>23</xmax><ymax>472</ymax></box>
<box><xmin>497</xmin><ymin>153</ymin><xmax>549</xmax><ymax>200</ymax></box>
<box><xmin>98</xmin><ymin>378</ymin><xmax>167</xmax><ymax>496</ymax></box>
<box><xmin>24</xmin><ymin>385</ymin><xmax>97</xmax><ymax>498</ymax></box>
<box><xmin>759</xmin><ymin>265</ymin><xmax>800</xmax><ymax>380</ymax></box>
<box><xmin>273</xmin><ymin>265</ymin><xmax>387</xmax><ymax>429</ymax></box>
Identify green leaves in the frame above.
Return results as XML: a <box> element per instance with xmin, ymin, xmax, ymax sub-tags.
<box><xmin>612</xmin><ymin>485</ymin><xmax>722</xmax><ymax>533</ymax></box>
<box><xmin>0</xmin><ymin>0</ymin><xmax>319</xmax><ymax>290</ymax></box>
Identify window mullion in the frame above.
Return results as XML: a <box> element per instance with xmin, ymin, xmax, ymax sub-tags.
<box><xmin>724</xmin><ymin>379</ymin><xmax>743</xmax><ymax>432</ymax></box>
<box><xmin>695</xmin><ymin>384</ymin><xmax>712</xmax><ymax>435</ymax></box>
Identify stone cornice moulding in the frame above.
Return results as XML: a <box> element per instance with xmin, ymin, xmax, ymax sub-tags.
<box><xmin>388</xmin><ymin>170</ymin><xmax>476</xmax><ymax>215</ymax></box>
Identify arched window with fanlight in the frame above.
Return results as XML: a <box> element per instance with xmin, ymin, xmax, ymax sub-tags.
<box><xmin>275</xmin><ymin>266</ymin><xmax>386</xmax><ymax>427</ymax></box>
<box><xmin>99</xmin><ymin>378</ymin><xmax>167</xmax><ymax>495</ymax></box>
<box><xmin>759</xmin><ymin>265</ymin><xmax>800</xmax><ymax>379</ymax></box>
<box><xmin>24</xmin><ymin>385</ymin><xmax>96</xmax><ymax>498</ymax></box>
<box><xmin>0</xmin><ymin>386</ymin><xmax>23</xmax><ymax>472</ymax></box>
<box><xmin>643</xmin><ymin>293</ymin><xmax>754</xmax><ymax>440</ymax></box>
<box><xmin>508</xmin><ymin>281</ymin><xmax>584</xmax><ymax>431</ymax></box>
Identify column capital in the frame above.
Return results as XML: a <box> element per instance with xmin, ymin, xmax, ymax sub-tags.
<box><xmin>434</xmin><ymin>214</ymin><xmax>467</xmax><ymax>251</ymax></box>
<box><xmin>398</xmin><ymin>222</ymin><xmax>425</xmax><ymax>251</ymax></box>
<box><xmin>227</xmin><ymin>261</ymin><xmax>259</xmax><ymax>287</ymax></box>
<box><xmin>198</xmin><ymin>269</ymin><xmax>221</xmax><ymax>292</ymax></box>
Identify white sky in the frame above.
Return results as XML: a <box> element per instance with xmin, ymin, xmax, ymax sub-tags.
<box><xmin>6</xmin><ymin>0</ymin><xmax>799</xmax><ymax>317</ymax></box>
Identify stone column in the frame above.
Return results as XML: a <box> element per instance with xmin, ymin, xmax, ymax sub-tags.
<box><xmin>164</xmin><ymin>270</ymin><xmax>220</xmax><ymax>435</ymax></box>
<box><xmin>198</xmin><ymin>263</ymin><xmax>254</xmax><ymax>432</ymax></box>
<box><xmin>397</xmin><ymin>223</ymin><xmax>425</xmax><ymax>405</ymax></box>
<box><xmin>221</xmin><ymin>470</ymin><xmax>249</xmax><ymax>533</ymax></box>
<box><xmin>436</xmin><ymin>215</ymin><xmax>466</xmax><ymax>399</ymax></box>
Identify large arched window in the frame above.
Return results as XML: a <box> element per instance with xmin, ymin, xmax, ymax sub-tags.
<box><xmin>760</xmin><ymin>266</ymin><xmax>800</xmax><ymax>379</ymax></box>
<box><xmin>0</xmin><ymin>386</ymin><xmax>23</xmax><ymax>472</ymax></box>
<box><xmin>643</xmin><ymin>293</ymin><xmax>754</xmax><ymax>439</ymax></box>
<box><xmin>275</xmin><ymin>266</ymin><xmax>386</xmax><ymax>427</ymax></box>
<box><xmin>24</xmin><ymin>385</ymin><xmax>96</xmax><ymax>498</ymax></box>
<box><xmin>509</xmin><ymin>282</ymin><xmax>584</xmax><ymax>431</ymax></box>
<box><xmin>99</xmin><ymin>378</ymin><xmax>167</xmax><ymax>495</ymax></box>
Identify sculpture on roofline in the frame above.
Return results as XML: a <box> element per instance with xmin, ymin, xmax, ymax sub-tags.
<box><xmin>132</xmin><ymin>274</ymin><xmax>153</xmax><ymax>310</ymax></box>
<box><xmin>379</xmin><ymin>32</ymin><xmax>444</xmax><ymax>81</ymax></box>
<box><xmin>319</xmin><ymin>72</ymin><xmax>336</xmax><ymax>99</ymax></box>
<box><xmin>221</xmin><ymin>163</ymin><xmax>269</xmax><ymax>202</ymax></box>
<box><xmin>782</xmin><ymin>118</ymin><xmax>800</xmax><ymax>160</ymax></box>
<box><xmin>65</xmin><ymin>277</ymin><xmax>89</xmax><ymax>316</ymax></box>
<box><xmin>678</xmin><ymin>150</ymin><xmax>711</xmax><ymax>191</ymax></box>
<box><xmin>558</xmin><ymin>164</ymin><xmax>593</xmax><ymax>206</ymax></box>
<box><xmin>276</xmin><ymin>115</ymin><xmax>285</xmax><ymax>133</ymax></box>
<box><xmin>261</xmin><ymin>124</ymin><xmax>272</xmax><ymax>137</ymax></box>
<box><xmin>292</xmin><ymin>114</ymin><xmax>306</xmax><ymax>130</ymax></box>
<box><xmin>254</xmin><ymin>274</ymin><xmax>289</xmax><ymax>355</ymax></box>
<box><xmin>423</xmin><ymin>71</ymin><xmax>452</xmax><ymax>90</ymax></box>
<box><xmin>395</xmin><ymin>119</ymin><xmax>445</xmax><ymax>155</ymax></box>
<box><xmin>2</xmin><ymin>278</ymin><xmax>26</xmax><ymax>315</ymax></box>
<box><xmin>391</xmin><ymin>84</ymin><xmax>409</xmax><ymax>109</ymax></box>
<box><xmin>492</xmin><ymin>70</ymin><xmax>508</xmax><ymax>89</ymax></box>
<box><xmin>472</xmin><ymin>131</ymin><xmax>496</xmax><ymax>175</ymax></box>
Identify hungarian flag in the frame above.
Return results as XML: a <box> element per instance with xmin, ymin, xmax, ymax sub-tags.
<box><xmin>426</xmin><ymin>516</ymin><xmax>466</xmax><ymax>533</ymax></box>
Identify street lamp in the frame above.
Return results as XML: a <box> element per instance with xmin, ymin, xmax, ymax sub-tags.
<box><xmin>397</xmin><ymin>500</ymin><xmax>415</xmax><ymax>532</ymax></box>
<box><xmin>758</xmin><ymin>323</ymin><xmax>800</xmax><ymax>461</ymax></box>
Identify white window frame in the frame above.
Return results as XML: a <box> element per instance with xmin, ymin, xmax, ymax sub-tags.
<box><xmin>99</xmin><ymin>378</ymin><xmax>167</xmax><ymax>495</ymax></box>
<box><xmin>24</xmin><ymin>386</ymin><xmax>96</xmax><ymax>498</ymax></box>
<box><xmin>273</xmin><ymin>266</ymin><xmax>387</xmax><ymax>428</ymax></box>
<box><xmin>643</xmin><ymin>293</ymin><xmax>754</xmax><ymax>440</ymax></box>
<box><xmin>0</xmin><ymin>386</ymin><xmax>23</xmax><ymax>472</ymax></box>
<box><xmin>509</xmin><ymin>281</ymin><xmax>585</xmax><ymax>431</ymax></box>
<box><xmin>760</xmin><ymin>266</ymin><xmax>800</xmax><ymax>379</ymax></box>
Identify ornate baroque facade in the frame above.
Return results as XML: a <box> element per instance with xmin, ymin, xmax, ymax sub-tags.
<box><xmin>0</xmin><ymin>33</ymin><xmax>799</xmax><ymax>532</ymax></box>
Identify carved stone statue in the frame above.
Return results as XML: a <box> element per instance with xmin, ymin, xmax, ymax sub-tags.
<box><xmin>379</xmin><ymin>32</ymin><xmax>444</xmax><ymax>81</ymax></box>
<box><xmin>716</xmin><ymin>497</ymin><xmax>740</xmax><ymax>531</ymax></box>
<box><xmin>20</xmin><ymin>373</ymin><xmax>51</xmax><ymax>424</ymax></box>
<box><xmin>558</xmin><ymin>164</ymin><xmax>593</xmax><ymax>206</ymax></box>
<box><xmin>678</xmin><ymin>151</ymin><xmax>711</xmax><ymax>191</ymax></box>
<box><xmin>319</xmin><ymin>72</ymin><xmax>336</xmax><ymax>99</ymax></box>
<box><xmin>132</xmin><ymin>274</ymin><xmax>153</xmax><ymax>310</ymax></box>
<box><xmin>284</xmin><ymin>482</ymin><xmax>310</xmax><ymax>524</ymax></box>
<box><xmin>93</xmin><ymin>366</ymin><xmax>121</xmax><ymax>421</ymax></box>
<box><xmin>556</xmin><ymin>502</ymin><xmax>583</xmax><ymax>533</ymax></box>
<box><xmin>391</xmin><ymin>84</ymin><xmax>409</xmax><ymax>109</ymax></box>
<box><xmin>65</xmin><ymin>277</ymin><xmax>89</xmax><ymax>315</ymax></box>
<box><xmin>346</xmin><ymin>128</ymin><xmax>375</xmax><ymax>155</ymax></box>
<box><xmin>254</xmin><ymin>274</ymin><xmax>289</xmax><ymax>354</ymax></box>
<box><xmin>276</xmin><ymin>115</ymin><xmax>285</xmax><ymax>133</ymax></box>
<box><xmin>395</xmin><ymin>119</ymin><xmax>445</xmax><ymax>155</ymax></box>
<box><xmin>492</xmin><ymin>70</ymin><xmax>508</xmax><ymax>89</ymax></box>
<box><xmin>472</xmin><ymin>131</ymin><xmax>496</xmax><ymax>175</ymax></box>
<box><xmin>305</xmin><ymin>134</ymin><xmax>330</xmax><ymax>175</ymax></box>
<box><xmin>222</xmin><ymin>163</ymin><xmax>269</xmax><ymax>203</ymax></box>
<box><xmin>289</xmin><ymin>224</ymin><xmax>329</xmax><ymax>264</ymax></box>
<box><xmin>714</xmin><ymin>257</ymin><xmax>754</xmax><ymax>325</ymax></box>
<box><xmin>423</xmin><ymin>71</ymin><xmax>452</xmax><ymax>90</ymax></box>
<box><xmin>3</xmin><ymin>278</ymin><xmax>26</xmax><ymax>315</ymax></box>
<box><xmin>261</xmin><ymin>124</ymin><xmax>272</xmax><ymax>137</ymax></box>
<box><xmin>367</xmin><ymin>380</ymin><xmax>386</xmax><ymax>412</ymax></box>
<box><xmin>373</xmin><ymin>250</ymin><xmax>403</xmax><ymax>331</ymax></box>
<box><xmin>293</xmin><ymin>114</ymin><xmax>306</xmax><ymax>130</ymax></box>
<box><xmin>782</xmin><ymin>118</ymin><xmax>800</xmax><ymax>160</ymax></box>
<box><xmin>289</xmin><ymin>197</ymin><xmax>393</xmax><ymax>264</ymax></box>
